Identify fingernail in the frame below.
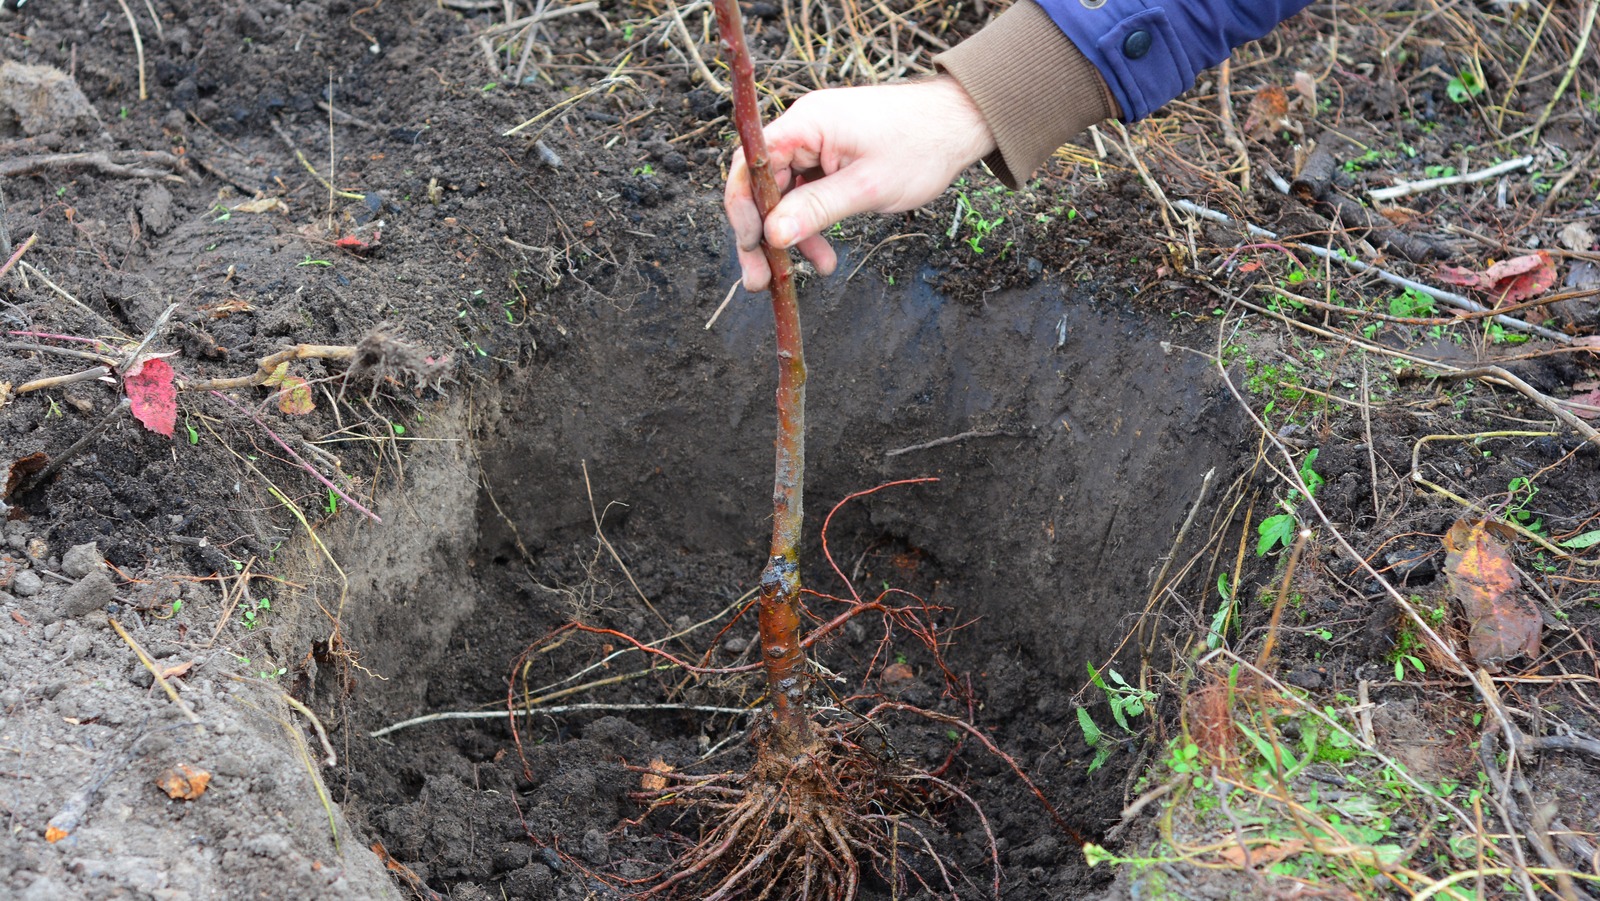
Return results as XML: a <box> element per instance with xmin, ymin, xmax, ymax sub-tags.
<box><xmin>770</xmin><ymin>217</ymin><xmax>798</xmax><ymax>248</ymax></box>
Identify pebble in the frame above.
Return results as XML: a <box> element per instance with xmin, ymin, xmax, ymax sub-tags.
<box><xmin>61</xmin><ymin>542</ymin><xmax>103</xmax><ymax>579</ymax></box>
<box><xmin>11</xmin><ymin>569</ymin><xmax>42</xmax><ymax>596</ymax></box>
<box><xmin>59</xmin><ymin>569</ymin><xmax>116</xmax><ymax>619</ymax></box>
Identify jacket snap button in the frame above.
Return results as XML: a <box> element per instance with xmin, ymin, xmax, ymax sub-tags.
<box><xmin>1122</xmin><ymin>29</ymin><xmax>1153</xmax><ymax>59</ymax></box>
<box><xmin>1079</xmin><ymin>0</ymin><xmax>1105</xmax><ymax>8</ymax></box>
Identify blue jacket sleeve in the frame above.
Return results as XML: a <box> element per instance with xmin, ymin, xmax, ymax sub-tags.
<box><xmin>1032</xmin><ymin>0</ymin><xmax>1314</xmax><ymax>120</ymax></box>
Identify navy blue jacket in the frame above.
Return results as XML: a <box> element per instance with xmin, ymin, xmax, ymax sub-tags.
<box><xmin>1036</xmin><ymin>0</ymin><xmax>1316</xmax><ymax>119</ymax></box>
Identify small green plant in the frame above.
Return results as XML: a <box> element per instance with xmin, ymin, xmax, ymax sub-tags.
<box><xmin>297</xmin><ymin>255</ymin><xmax>332</xmax><ymax>267</ymax></box>
<box><xmin>1258</xmin><ymin>449</ymin><xmax>1322</xmax><ymax>555</ymax></box>
<box><xmin>1423</xmin><ymin>164</ymin><xmax>1457</xmax><ymax>179</ymax></box>
<box><xmin>1446</xmin><ymin>70</ymin><xmax>1485</xmax><ymax>103</ymax></box>
<box><xmin>1503</xmin><ymin>477</ymin><xmax>1542</xmax><ymax>532</ymax></box>
<box><xmin>1207</xmin><ymin>573</ymin><xmax>1237</xmax><ymax>650</ymax></box>
<box><xmin>1388</xmin><ymin>287</ymin><xmax>1436</xmax><ymax>318</ymax></box>
<box><xmin>212</xmin><ymin>204</ymin><xmax>232</xmax><ymax>222</ymax></box>
<box><xmin>242</xmin><ymin>596</ymin><xmax>271</xmax><ymax>630</ymax></box>
<box><xmin>1078</xmin><ymin>663</ymin><xmax>1155</xmax><ymax>773</ymax></box>
<box><xmin>632</xmin><ymin>163</ymin><xmax>656</xmax><ymax>177</ymax></box>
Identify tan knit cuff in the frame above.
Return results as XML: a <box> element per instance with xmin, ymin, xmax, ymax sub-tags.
<box><xmin>935</xmin><ymin>0</ymin><xmax>1117</xmax><ymax>188</ymax></box>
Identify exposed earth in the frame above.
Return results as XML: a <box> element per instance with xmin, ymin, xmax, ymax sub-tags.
<box><xmin>2</xmin><ymin>1</ymin><xmax>1598</xmax><ymax>900</ymax></box>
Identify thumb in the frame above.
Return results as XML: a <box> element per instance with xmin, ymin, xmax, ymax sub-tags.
<box><xmin>764</xmin><ymin>164</ymin><xmax>884</xmax><ymax>249</ymax></box>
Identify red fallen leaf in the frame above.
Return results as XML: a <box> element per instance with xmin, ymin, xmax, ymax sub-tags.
<box><xmin>1436</xmin><ymin>251</ymin><xmax>1557</xmax><ymax>306</ymax></box>
<box><xmin>1569</xmin><ymin>386</ymin><xmax>1600</xmax><ymax>420</ymax></box>
<box><xmin>1237</xmin><ymin>260</ymin><xmax>1263</xmax><ymax>273</ymax></box>
<box><xmin>334</xmin><ymin>231</ymin><xmax>380</xmax><ymax>255</ymax></box>
<box><xmin>124</xmin><ymin>358</ymin><xmax>177</xmax><ymax>437</ymax></box>
<box><xmin>156</xmin><ymin>763</ymin><xmax>212</xmax><ymax>800</ymax></box>
<box><xmin>1444</xmin><ymin>519</ymin><xmax>1539</xmax><ymax>670</ymax></box>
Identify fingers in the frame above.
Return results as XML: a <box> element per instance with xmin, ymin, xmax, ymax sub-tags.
<box><xmin>764</xmin><ymin>164</ymin><xmax>880</xmax><ymax>250</ymax></box>
<box><xmin>722</xmin><ymin>156</ymin><xmax>764</xmax><ymax>254</ymax></box>
<box><xmin>795</xmin><ymin>233</ymin><xmax>836</xmax><ymax>276</ymax></box>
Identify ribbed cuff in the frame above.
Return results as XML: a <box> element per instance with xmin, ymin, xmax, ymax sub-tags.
<box><xmin>934</xmin><ymin>0</ymin><xmax>1117</xmax><ymax>188</ymax></box>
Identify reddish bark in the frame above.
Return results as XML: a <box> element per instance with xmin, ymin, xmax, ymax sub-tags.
<box><xmin>710</xmin><ymin>0</ymin><xmax>812</xmax><ymax>752</ymax></box>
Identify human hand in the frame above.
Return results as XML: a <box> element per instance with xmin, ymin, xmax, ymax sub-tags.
<box><xmin>723</xmin><ymin>75</ymin><xmax>996</xmax><ymax>291</ymax></box>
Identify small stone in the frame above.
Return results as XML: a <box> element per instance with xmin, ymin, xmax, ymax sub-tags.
<box><xmin>1286</xmin><ymin>668</ymin><xmax>1326</xmax><ymax>690</ymax></box>
<box><xmin>722</xmin><ymin>636</ymin><xmax>748</xmax><ymax>654</ymax></box>
<box><xmin>59</xmin><ymin>569</ymin><xmax>115</xmax><ymax>619</ymax></box>
<box><xmin>11</xmin><ymin>569</ymin><xmax>42</xmax><ymax>597</ymax></box>
<box><xmin>579</xmin><ymin>828</ymin><xmax>609</xmax><ymax>865</ymax></box>
<box><xmin>0</xmin><ymin>60</ymin><xmax>103</xmax><ymax>136</ymax></box>
<box><xmin>61</xmin><ymin>542</ymin><xmax>103</xmax><ymax>579</ymax></box>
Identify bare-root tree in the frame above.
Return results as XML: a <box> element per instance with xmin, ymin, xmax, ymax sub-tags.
<box><xmin>505</xmin><ymin>3</ymin><xmax>1082</xmax><ymax>897</ymax></box>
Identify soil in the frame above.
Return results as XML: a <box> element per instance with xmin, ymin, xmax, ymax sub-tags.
<box><xmin>2</xmin><ymin>1</ymin><xmax>1598</xmax><ymax>900</ymax></box>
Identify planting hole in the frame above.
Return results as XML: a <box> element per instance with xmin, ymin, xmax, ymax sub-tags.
<box><xmin>325</xmin><ymin>256</ymin><xmax>1245</xmax><ymax>898</ymax></box>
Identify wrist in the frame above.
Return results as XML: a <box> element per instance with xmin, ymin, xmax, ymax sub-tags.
<box><xmin>923</xmin><ymin>74</ymin><xmax>997</xmax><ymax>170</ymax></box>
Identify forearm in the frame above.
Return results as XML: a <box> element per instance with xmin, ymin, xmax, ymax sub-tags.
<box><xmin>936</xmin><ymin>0</ymin><xmax>1313</xmax><ymax>188</ymax></box>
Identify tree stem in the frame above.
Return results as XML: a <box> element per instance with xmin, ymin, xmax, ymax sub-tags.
<box><xmin>711</xmin><ymin>0</ymin><xmax>811</xmax><ymax>751</ymax></box>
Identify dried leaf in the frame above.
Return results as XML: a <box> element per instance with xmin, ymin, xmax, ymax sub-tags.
<box><xmin>1377</xmin><ymin>206</ymin><xmax>1422</xmax><ymax>227</ymax></box>
<box><xmin>1291</xmin><ymin>71</ymin><xmax>1317</xmax><ymax>107</ymax></box>
<box><xmin>160</xmin><ymin>660</ymin><xmax>196</xmax><ymax>680</ymax></box>
<box><xmin>1444</xmin><ymin>519</ymin><xmax>1539</xmax><ymax>670</ymax></box>
<box><xmin>5</xmin><ymin>451</ymin><xmax>48</xmax><ymax>504</ymax></box>
<box><xmin>262</xmin><ymin>361</ymin><xmax>290</xmax><ymax>388</ymax></box>
<box><xmin>276</xmin><ymin>376</ymin><xmax>315</xmax><ymax>415</ymax></box>
<box><xmin>1559</xmin><ymin>222</ymin><xmax>1595</xmax><ymax>252</ymax></box>
<box><xmin>124</xmin><ymin>358</ymin><xmax>177</xmax><ymax>437</ymax></box>
<box><xmin>1436</xmin><ymin>251</ymin><xmax>1557</xmax><ymax>305</ymax></box>
<box><xmin>156</xmin><ymin>763</ymin><xmax>212</xmax><ymax>800</ymax></box>
<box><xmin>1218</xmin><ymin>838</ymin><xmax>1306</xmax><ymax>867</ymax></box>
<box><xmin>640</xmin><ymin>757</ymin><xmax>673</xmax><ymax>791</ymax></box>
<box><xmin>45</xmin><ymin>825</ymin><xmax>68</xmax><ymax>843</ymax></box>
<box><xmin>200</xmin><ymin>298</ymin><xmax>254</xmax><ymax>319</ymax></box>
<box><xmin>1243</xmin><ymin>85</ymin><xmax>1291</xmax><ymax>139</ymax></box>
<box><xmin>232</xmin><ymin>196</ymin><xmax>287</xmax><ymax>214</ymax></box>
<box><xmin>881</xmin><ymin>662</ymin><xmax>915</xmax><ymax>684</ymax></box>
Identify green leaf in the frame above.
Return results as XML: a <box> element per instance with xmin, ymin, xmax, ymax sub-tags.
<box><xmin>1258</xmin><ymin>514</ymin><xmax>1298</xmax><ymax>556</ymax></box>
<box><xmin>1083</xmin><ymin>843</ymin><xmax>1114</xmax><ymax>867</ymax></box>
<box><xmin>1076</xmin><ymin>707</ymin><xmax>1102</xmax><ymax>747</ymax></box>
<box><xmin>1559</xmin><ymin>530</ymin><xmax>1600</xmax><ymax>550</ymax></box>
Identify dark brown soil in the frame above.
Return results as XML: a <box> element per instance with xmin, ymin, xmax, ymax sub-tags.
<box><xmin>3</xmin><ymin>1</ymin><xmax>1597</xmax><ymax>900</ymax></box>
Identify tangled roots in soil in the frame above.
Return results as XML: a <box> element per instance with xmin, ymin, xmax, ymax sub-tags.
<box><xmin>634</xmin><ymin>719</ymin><xmax>986</xmax><ymax>901</ymax></box>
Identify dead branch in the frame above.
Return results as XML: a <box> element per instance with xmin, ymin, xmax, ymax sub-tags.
<box><xmin>178</xmin><ymin>344</ymin><xmax>356</xmax><ymax>391</ymax></box>
<box><xmin>0</xmin><ymin>151</ymin><xmax>184</xmax><ymax>182</ymax></box>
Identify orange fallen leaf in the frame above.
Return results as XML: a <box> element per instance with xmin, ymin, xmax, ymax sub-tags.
<box><xmin>1444</xmin><ymin>519</ymin><xmax>1539</xmax><ymax>670</ymax></box>
<box><xmin>156</xmin><ymin>763</ymin><xmax>212</xmax><ymax>800</ymax></box>
<box><xmin>1218</xmin><ymin>838</ymin><xmax>1306</xmax><ymax>867</ymax></box>
<box><xmin>45</xmin><ymin>825</ymin><xmax>68</xmax><ymax>843</ymax></box>
<box><xmin>160</xmin><ymin>660</ymin><xmax>196</xmax><ymax>680</ymax></box>
<box><xmin>640</xmin><ymin>757</ymin><xmax>674</xmax><ymax>791</ymax></box>
<box><xmin>1437</xmin><ymin>251</ymin><xmax>1557</xmax><ymax>306</ymax></box>
<box><xmin>881</xmin><ymin>662</ymin><xmax>915</xmax><ymax>684</ymax></box>
<box><xmin>1243</xmin><ymin>85</ymin><xmax>1291</xmax><ymax>139</ymax></box>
